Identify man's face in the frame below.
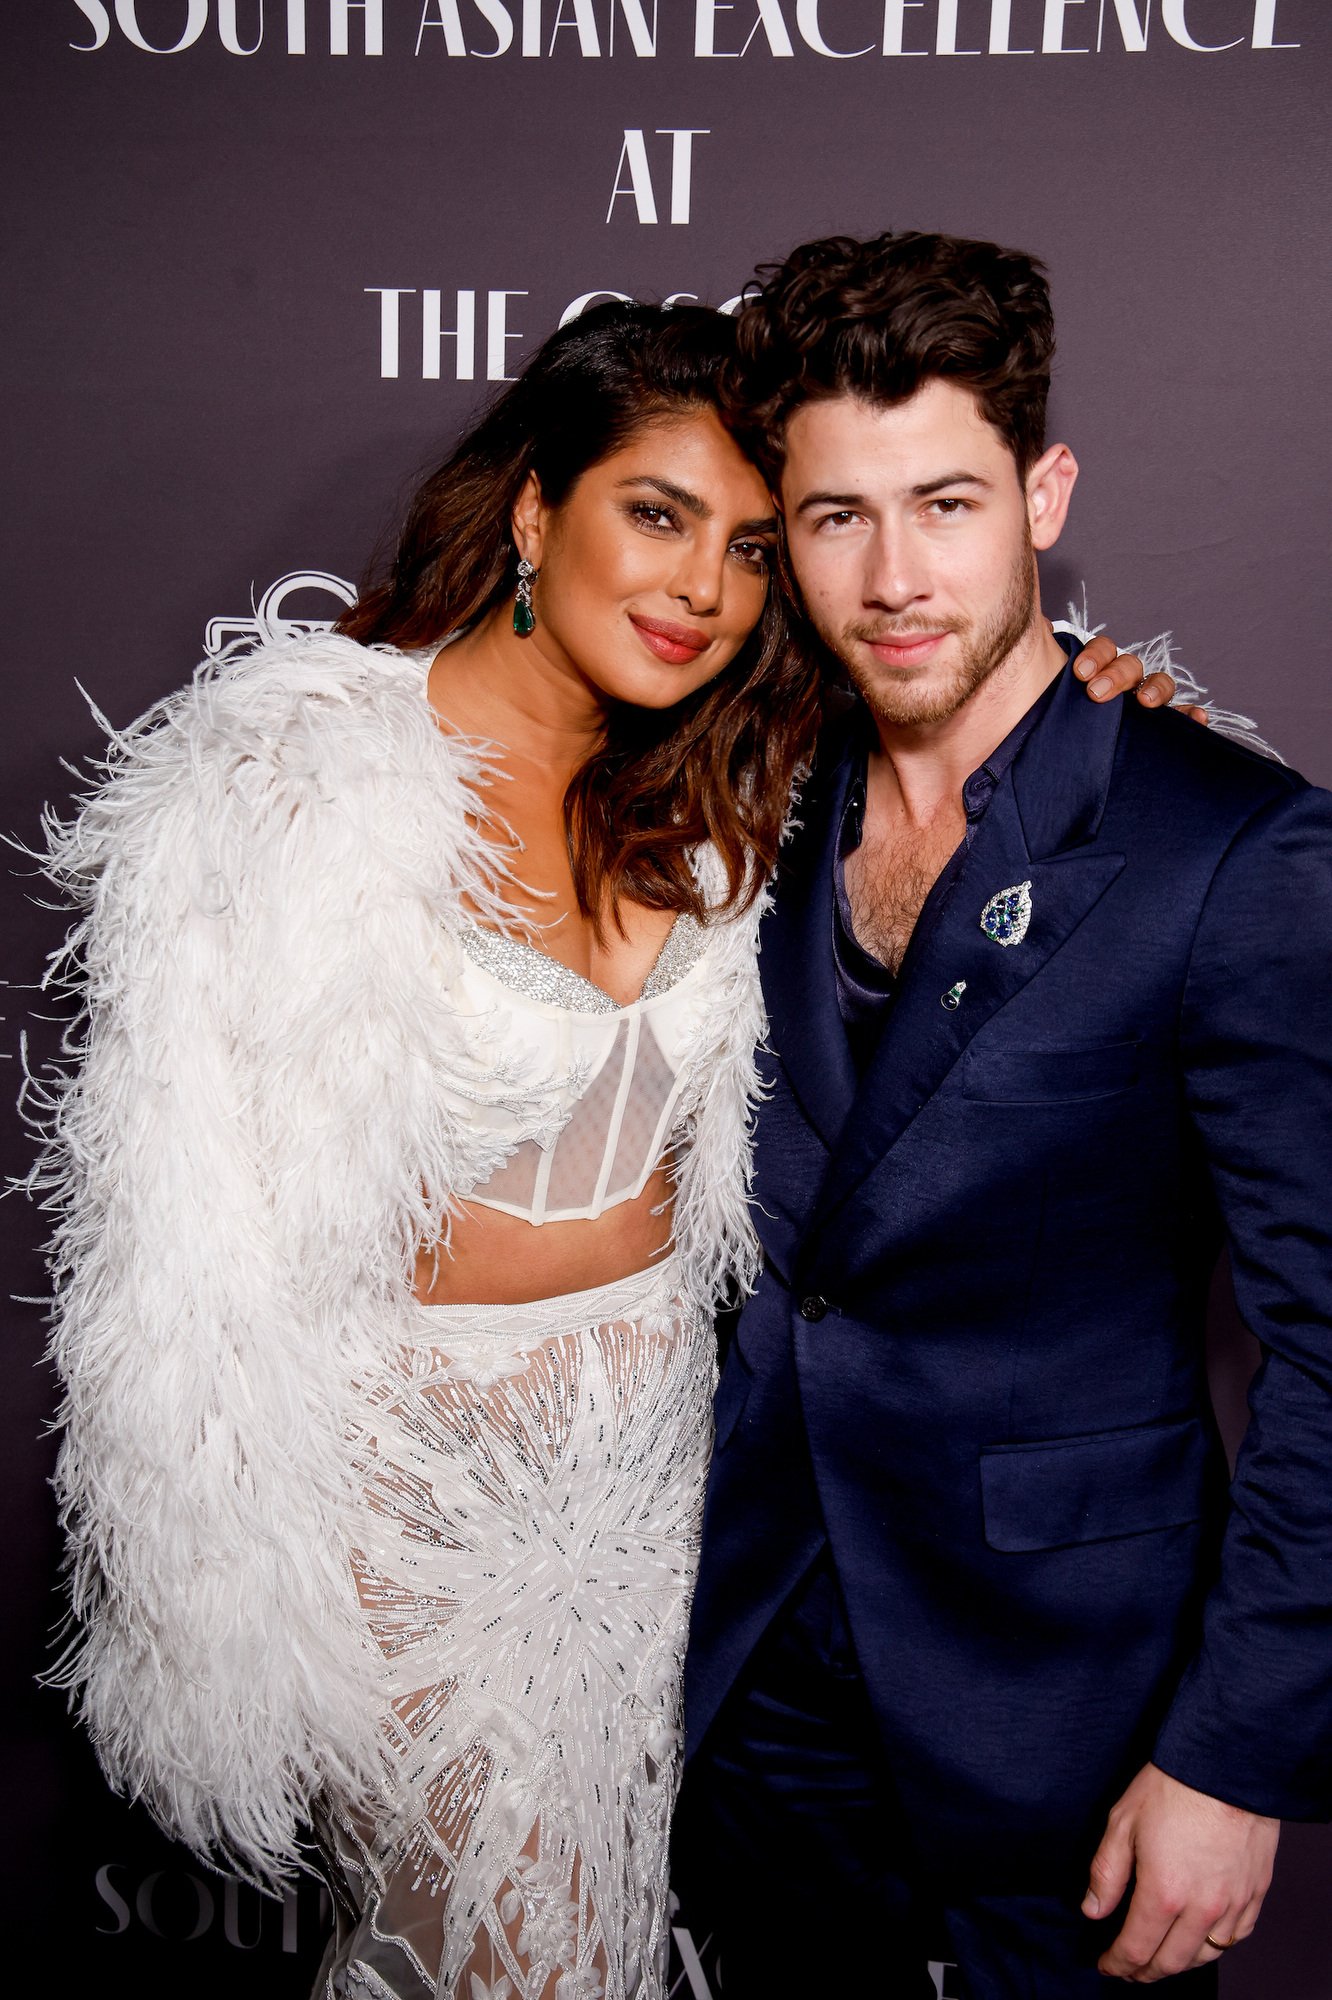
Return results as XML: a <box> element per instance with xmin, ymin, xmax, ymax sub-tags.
<box><xmin>780</xmin><ymin>380</ymin><xmax>1048</xmax><ymax>729</ymax></box>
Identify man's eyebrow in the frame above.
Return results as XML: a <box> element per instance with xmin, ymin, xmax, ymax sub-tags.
<box><xmin>794</xmin><ymin>491</ymin><xmax>864</xmax><ymax>516</ymax></box>
<box><xmin>616</xmin><ymin>475</ymin><xmax>711</xmax><ymax>519</ymax></box>
<box><xmin>911</xmin><ymin>471</ymin><xmax>992</xmax><ymax>497</ymax></box>
<box><xmin>794</xmin><ymin>473</ymin><xmax>994</xmax><ymax>515</ymax></box>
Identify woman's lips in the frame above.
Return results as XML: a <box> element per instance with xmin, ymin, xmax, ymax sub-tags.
<box><xmin>865</xmin><ymin>631</ymin><xmax>950</xmax><ymax>667</ymax></box>
<box><xmin>629</xmin><ymin>614</ymin><xmax>710</xmax><ymax>665</ymax></box>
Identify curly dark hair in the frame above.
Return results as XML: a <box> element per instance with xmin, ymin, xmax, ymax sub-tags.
<box><xmin>341</xmin><ymin>302</ymin><xmax>822</xmax><ymax>926</ymax></box>
<box><xmin>730</xmin><ymin>230</ymin><xmax>1054</xmax><ymax>481</ymax></box>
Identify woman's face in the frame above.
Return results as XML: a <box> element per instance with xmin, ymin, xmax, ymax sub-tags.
<box><xmin>515</xmin><ymin>408</ymin><xmax>777</xmax><ymax>711</ymax></box>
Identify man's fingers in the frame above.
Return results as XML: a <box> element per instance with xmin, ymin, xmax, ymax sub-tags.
<box><xmin>1180</xmin><ymin>702</ymin><xmax>1211</xmax><ymax>724</ymax></box>
<box><xmin>1150</xmin><ymin>1905</ymin><xmax>1238</xmax><ymax>1980</ymax></box>
<box><xmin>1086</xmin><ymin>651</ymin><xmax>1149</xmax><ymax>700</ymax></box>
<box><xmin>1082</xmin><ymin>1815</ymin><xmax>1133</xmax><ymax>1920</ymax></box>
<box><xmin>1096</xmin><ymin>1881</ymin><xmax>1177</xmax><ymax>1980</ymax></box>
<box><xmin>1071</xmin><ymin>634</ymin><xmax>1118</xmax><ymax>679</ymax></box>
<box><xmin>1136</xmin><ymin>670</ymin><xmax>1177</xmax><ymax>707</ymax></box>
<box><xmin>1210</xmin><ymin>1888</ymin><xmax>1268</xmax><ymax>1955</ymax></box>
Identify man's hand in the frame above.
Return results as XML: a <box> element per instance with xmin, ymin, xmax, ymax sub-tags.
<box><xmin>1071</xmin><ymin>633</ymin><xmax>1210</xmax><ymax>723</ymax></box>
<box><xmin>1083</xmin><ymin>1763</ymin><xmax>1279</xmax><ymax>1981</ymax></box>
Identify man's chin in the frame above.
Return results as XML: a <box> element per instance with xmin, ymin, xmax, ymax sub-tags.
<box><xmin>847</xmin><ymin>658</ymin><xmax>977</xmax><ymax>730</ymax></box>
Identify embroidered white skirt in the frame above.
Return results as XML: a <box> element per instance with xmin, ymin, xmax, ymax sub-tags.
<box><xmin>315</xmin><ymin>1259</ymin><xmax>715</xmax><ymax>2000</ymax></box>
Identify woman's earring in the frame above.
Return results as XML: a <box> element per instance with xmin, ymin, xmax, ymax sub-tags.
<box><xmin>513</xmin><ymin>557</ymin><xmax>537</xmax><ymax>637</ymax></box>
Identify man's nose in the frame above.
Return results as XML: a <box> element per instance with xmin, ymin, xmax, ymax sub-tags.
<box><xmin>863</xmin><ymin>526</ymin><xmax>928</xmax><ymax>610</ymax></box>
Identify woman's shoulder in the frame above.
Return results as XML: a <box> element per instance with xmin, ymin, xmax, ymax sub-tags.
<box><xmin>164</xmin><ymin>628</ymin><xmax>434</xmax><ymax>765</ymax></box>
<box><xmin>45</xmin><ymin>630</ymin><xmax>500</xmax><ymax>906</ymax></box>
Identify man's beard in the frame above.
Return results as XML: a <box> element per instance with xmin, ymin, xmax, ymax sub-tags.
<box><xmin>830</xmin><ymin>539</ymin><xmax>1037</xmax><ymax>730</ymax></box>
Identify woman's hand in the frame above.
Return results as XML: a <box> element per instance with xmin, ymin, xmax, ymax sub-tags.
<box><xmin>1072</xmin><ymin>634</ymin><xmax>1209</xmax><ymax>724</ymax></box>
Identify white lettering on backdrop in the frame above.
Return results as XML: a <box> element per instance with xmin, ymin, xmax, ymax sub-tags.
<box><xmin>606</xmin><ymin>128</ymin><xmax>710</xmax><ymax>224</ymax></box>
<box><xmin>67</xmin><ymin>0</ymin><xmax>1303</xmax><ymax>55</ymax></box>
<box><xmin>368</xmin><ymin>285</ymin><xmax>749</xmax><ymax>377</ymax></box>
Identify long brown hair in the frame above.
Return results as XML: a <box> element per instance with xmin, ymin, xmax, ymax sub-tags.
<box><xmin>339</xmin><ymin>302</ymin><xmax>822</xmax><ymax>922</ymax></box>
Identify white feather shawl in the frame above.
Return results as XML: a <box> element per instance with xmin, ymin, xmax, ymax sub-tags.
<box><xmin>24</xmin><ymin>631</ymin><xmax>768</xmax><ymax>1890</ymax></box>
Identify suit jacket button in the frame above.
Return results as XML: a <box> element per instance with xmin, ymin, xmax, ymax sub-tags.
<box><xmin>799</xmin><ymin>1294</ymin><xmax>829</xmax><ymax>1322</ymax></box>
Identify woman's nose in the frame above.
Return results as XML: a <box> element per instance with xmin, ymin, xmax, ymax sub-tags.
<box><xmin>667</xmin><ymin>535</ymin><xmax>726</xmax><ymax>616</ymax></box>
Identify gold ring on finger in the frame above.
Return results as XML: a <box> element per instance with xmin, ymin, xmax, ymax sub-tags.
<box><xmin>1205</xmin><ymin>1932</ymin><xmax>1236</xmax><ymax>1951</ymax></box>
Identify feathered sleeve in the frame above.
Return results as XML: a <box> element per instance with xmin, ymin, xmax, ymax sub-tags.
<box><xmin>669</xmin><ymin>857</ymin><xmax>771</xmax><ymax>1314</ymax></box>
<box><xmin>21</xmin><ymin>643</ymin><xmax>448</xmax><ymax>1890</ymax></box>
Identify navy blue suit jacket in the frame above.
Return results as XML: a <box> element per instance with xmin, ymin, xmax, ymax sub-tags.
<box><xmin>683</xmin><ymin>660</ymin><xmax>1332</xmax><ymax>1884</ymax></box>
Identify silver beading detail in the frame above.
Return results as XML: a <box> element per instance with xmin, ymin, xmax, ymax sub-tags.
<box><xmin>458</xmin><ymin>913</ymin><xmax>707</xmax><ymax>1014</ymax></box>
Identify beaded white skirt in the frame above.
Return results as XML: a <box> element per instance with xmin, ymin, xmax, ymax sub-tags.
<box><xmin>315</xmin><ymin>1259</ymin><xmax>714</xmax><ymax>2000</ymax></box>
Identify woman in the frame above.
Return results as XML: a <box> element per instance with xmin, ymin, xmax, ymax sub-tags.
<box><xmin>30</xmin><ymin>301</ymin><xmax>1177</xmax><ymax>2000</ymax></box>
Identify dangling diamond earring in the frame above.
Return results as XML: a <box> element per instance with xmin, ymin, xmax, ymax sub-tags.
<box><xmin>513</xmin><ymin>556</ymin><xmax>537</xmax><ymax>636</ymax></box>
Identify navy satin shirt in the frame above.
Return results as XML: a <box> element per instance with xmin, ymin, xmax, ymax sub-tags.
<box><xmin>833</xmin><ymin>639</ymin><xmax>1076</xmax><ymax>1067</ymax></box>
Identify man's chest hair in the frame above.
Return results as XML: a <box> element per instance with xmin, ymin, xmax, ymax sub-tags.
<box><xmin>844</xmin><ymin>816</ymin><xmax>962</xmax><ymax>977</ymax></box>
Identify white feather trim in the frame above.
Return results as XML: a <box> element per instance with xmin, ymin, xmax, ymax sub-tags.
<box><xmin>1055</xmin><ymin>592</ymin><xmax>1284</xmax><ymax>762</ymax></box>
<box><xmin>671</xmin><ymin>849</ymin><xmax>768</xmax><ymax>1314</ymax></box>
<box><xmin>21</xmin><ymin>631</ymin><xmax>767</xmax><ymax>1888</ymax></box>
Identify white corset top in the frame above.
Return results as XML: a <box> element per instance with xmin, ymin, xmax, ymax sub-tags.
<box><xmin>443</xmin><ymin>912</ymin><xmax>712</xmax><ymax>1225</ymax></box>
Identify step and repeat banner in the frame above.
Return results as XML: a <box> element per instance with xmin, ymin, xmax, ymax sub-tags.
<box><xmin>4</xmin><ymin>4</ymin><xmax>1329</xmax><ymax>1995</ymax></box>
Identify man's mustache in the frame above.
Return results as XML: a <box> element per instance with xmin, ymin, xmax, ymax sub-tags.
<box><xmin>844</xmin><ymin>616</ymin><xmax>966</xmax><ymax>646</ymax></box>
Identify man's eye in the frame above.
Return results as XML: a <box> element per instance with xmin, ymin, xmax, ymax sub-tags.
<box><xmin>930</xmin><ymin>497</ymin><xmax>969</xmax><ymax>516</ymax></box>
<box><xmin>816</xmin><ymin>511</ymin><xmax>859</xmax><ymax>531</ymax></box>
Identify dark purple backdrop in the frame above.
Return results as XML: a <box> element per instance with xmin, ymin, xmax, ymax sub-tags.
<box><xmin>4</xmin><ymin>4</ymin><xmax>1329</xmax><ymax>1993</ymax></box>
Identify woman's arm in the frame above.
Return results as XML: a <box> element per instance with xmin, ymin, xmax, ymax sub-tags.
<box><xmin>28</xmin><ymin>657</ymin><xmax>393</xmax><ymax>1890</ymax></box>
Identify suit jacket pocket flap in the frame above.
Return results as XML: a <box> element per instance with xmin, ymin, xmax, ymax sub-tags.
<box><xmin>980</xmin><ymin>1416</ymin><xmax>1209</xmax><ymax>1552</ymax></box>
<box><xmin>963</xmin><ymin>1040</ymin><xmax>1140</xmax><ymax>1103</ymax></box>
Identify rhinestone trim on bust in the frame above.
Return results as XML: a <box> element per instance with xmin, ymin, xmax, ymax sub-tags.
<box><xmin>458</xmin><ymin>912</ymin><xmax>708</xmax><ymax>1013</ymax></box>
<box><xmin>640</xmin><ymin>912</ymin><xmax>708</xmax><ymax>998</ymax></box>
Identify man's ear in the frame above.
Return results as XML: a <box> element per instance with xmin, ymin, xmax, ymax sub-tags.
<box><xmin>510</xmin><ymin>472</ymin><xmax>547</xmax><ymax>566</ymax></box>
<box><xmin>1025</xmin><ymin>443</ymin><xmax>1078</xmax><ymax>551</ymax></box>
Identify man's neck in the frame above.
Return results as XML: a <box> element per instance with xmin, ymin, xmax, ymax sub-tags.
<box><xmin>869</xmin><ymin>612</ymin><xmax>1067</xmax><ymax>827</ymax></box>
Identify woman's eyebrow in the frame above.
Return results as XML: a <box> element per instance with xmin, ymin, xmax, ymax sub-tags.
<box><xmin>617</xmin><ymin>474</ymin><xmax>712</xmax><ymax>517</ymax></box>
<box><xmin>617</xmin><ymin>476</ymin><xmax>777</xmax><ymax>536</ymax></box>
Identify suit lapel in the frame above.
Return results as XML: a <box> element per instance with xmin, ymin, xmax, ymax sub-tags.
<box><xmin>815</xmin><ymin>665</ymin><xmax>1127</xmax><ymax>1226</ymax></box>
<box><xmin>760</xmin><ymin>713</ymin><xmax>861</xmax><ymax>1155</ymax></box>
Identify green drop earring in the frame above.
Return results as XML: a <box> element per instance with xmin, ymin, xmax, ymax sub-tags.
<box><xmin>513</xmin><ymin>556</ymin><xmax>537</xmax><ymax>637</ymax></box>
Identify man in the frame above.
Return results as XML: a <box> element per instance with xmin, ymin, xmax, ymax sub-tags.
<box><xmin>676</xmin><ymin>232</ymin><xmax>1332</xmax><ymax>1996</ymax></box>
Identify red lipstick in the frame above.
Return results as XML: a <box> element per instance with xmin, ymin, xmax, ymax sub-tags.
<box><xmin>629</xmin><ymin>614</ymin><xmax>710</xmax><ymax>665</ymax></box>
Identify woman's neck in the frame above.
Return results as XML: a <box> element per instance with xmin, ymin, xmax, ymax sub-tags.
<box><xmin>427</xmin><ymin>607</ymin><xmax>607</xmax><ymax>788</ymax></box>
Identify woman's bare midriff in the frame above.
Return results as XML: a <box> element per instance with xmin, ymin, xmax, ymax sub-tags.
<box><xmin>412</xmin><ymin>1162</ymin><xmax>677</xmax><ymax>1306</ymax></box>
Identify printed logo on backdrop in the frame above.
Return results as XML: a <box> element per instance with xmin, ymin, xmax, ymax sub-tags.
<box><xmin>205</xmin><ymin>570</ymin><xmax>358</xmax><ymax>655</ymax></box>
<box><xmin>91</xmin><ymin>1864</ymin><xmax>799</xmax><ymax>1997</ymax></box>
<box><xmin>68</xmin><ymin>0</ymin><xmax>1303</xmax><ymax>58</ymax></box>
<box><xmin>94</xmin><ymin>1862</ymin><xmax>329</xmax><ymax>1953</ymax></box>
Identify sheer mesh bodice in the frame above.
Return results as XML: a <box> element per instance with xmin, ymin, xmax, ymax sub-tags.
<box><xmin>444</xmin><ymin>914</ymin><xmax>711</xmax><ymax>1225</ymax></box>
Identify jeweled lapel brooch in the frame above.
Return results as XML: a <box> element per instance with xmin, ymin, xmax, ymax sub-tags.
<box><xmin>980</xmin><ymin>880</ymin><xmax>1033</xmax><ymax>948</ymax></box>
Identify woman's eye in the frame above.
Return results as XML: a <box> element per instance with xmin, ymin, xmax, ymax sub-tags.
<box><xmin>729</xmin><ymin>540</ymin><xmax>772</xmax><ymax>574</ymax></box>
<box><xmin>629</xmin><ymin>502</ymin><xmax>677</xmax><ymax>533</ymax></box>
